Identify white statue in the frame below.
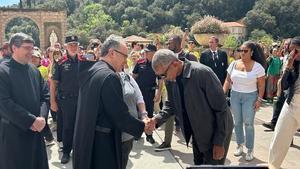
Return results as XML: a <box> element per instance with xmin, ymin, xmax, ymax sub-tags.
<box><xmin>49</xmin><ymin>30</ymin><xmax>58</xmax><ymax>47</ymax></box>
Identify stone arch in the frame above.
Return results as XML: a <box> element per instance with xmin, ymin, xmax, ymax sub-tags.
<box><xmin>0</xmin><ymin>8</ymin><xmax>67</xmax><ymax>50</ymax></box>
<box><xmin>4</xmin><ymin>16</ymin><xmax>41</xmax><ymax>46</ymax></box>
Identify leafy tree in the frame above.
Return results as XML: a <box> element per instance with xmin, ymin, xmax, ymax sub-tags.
<box><xmin>249</xmin><ymin>29</ymin><xmax>273</xmax><ymax>47</ymax></box>
<box><xmin>223</xmin><ymin>35</ymin><xmax>239</xmax><ymax>49</ymax></box>
<box><xmin>245</xmin><ymin>0</ymin><xmax>300</xmax><ymax>38</ymax></box>
<box><xmin>5</xmin><ymin>18</ymin><xmax>40</xmax><ymax>47</ymax></box>
<box><xmin>67</xmin><ymin>3</ymin><xmax>118</xmax><ymax>46</ymax></box>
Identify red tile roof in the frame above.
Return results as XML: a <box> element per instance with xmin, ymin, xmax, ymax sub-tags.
<box><xmin>125</xmin><ymin>35</ymin><xmax>152</xmax><ymax>43</ymax></box>
<box><xmin>223</xmin><ymin>22</ymin><xmax>245</xmax><ymax>27</ymax></box>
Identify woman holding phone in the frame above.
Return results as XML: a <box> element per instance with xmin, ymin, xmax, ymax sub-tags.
<box><xmin>269</xmin><ymin>37</ymin><xmax>300</xmax><ymax>169</ymax></box>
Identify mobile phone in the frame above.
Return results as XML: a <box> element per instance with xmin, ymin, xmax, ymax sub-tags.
<box><xmin>83</xmin><ymin>53</ymin><xmax>95</xmax><ymax>60</ymax></box>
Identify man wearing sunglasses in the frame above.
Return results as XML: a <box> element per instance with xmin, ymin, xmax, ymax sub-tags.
<box><xmin>151</xmin><ymin>49</ymin><xmax>233</xmax><ymax>165</ymax></box>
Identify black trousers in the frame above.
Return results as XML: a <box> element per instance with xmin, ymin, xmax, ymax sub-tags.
<box><xmin>141</xmin><ymin>89</ymin><xmax>155</xmax><ymax>137</ymax></box>
<box><xmin>58</xmin><ymin>97</ymin><xmax>77</xmax><ymax>154</ymax></box>
<box><xmin>56</xmin><ymin>107</ymin><xmax>63</xmax><ymax>142</ymax></box>
<box><xmin>121</xmin><ymin>139</ymin><xmax>133</xmax><ymax>169</ymax></box>
<box><xmin>141</xmin><ymin>89</ymin><xmax>155</xmax><ymax>118</ymax></box>
<box><xmin>271</xmin><ymin>91</ymin><xmax>286</xmax><ymax>125</ymax></box>
<box><xmin>192</xmin><ymin>131</ymin><xmax>232</xmax><ymax>165</ymax></box>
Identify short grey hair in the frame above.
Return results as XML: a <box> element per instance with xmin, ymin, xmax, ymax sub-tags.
<box><xmin>152</xmin><ymin>49</ymin><xmax>177</xmax><ymax>71</ymax></box>
<box><xmin>100</xmin><ymin>34</ymin><xmax>124</xmax><ymax>57</ymax></box>
<box><xmin>9</xmin><ymin>33</ymin><xmax>34</xmax><ymax>53</ymax></box>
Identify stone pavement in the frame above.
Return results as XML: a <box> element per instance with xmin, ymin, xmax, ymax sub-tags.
<box><xmin>47</xmin><ymin>104</ymin><xmax>300</xmax><ymax>169</ymax></box>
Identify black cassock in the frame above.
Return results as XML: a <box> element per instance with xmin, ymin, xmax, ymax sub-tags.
<box><xmin>73</xmin><ymin>60</ymin><xmax>145</xmax><ymax>169</ymax></box>
<box><xmin>0</xmin><ymin>58</ymin><xmax>49</xmax><ymax>169</ymax></box>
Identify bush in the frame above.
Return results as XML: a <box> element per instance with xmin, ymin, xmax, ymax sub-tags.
<box><xmin>191</xmin><ymin>15</ymin><xmax>228</xmax><ymax>34</ymax></box>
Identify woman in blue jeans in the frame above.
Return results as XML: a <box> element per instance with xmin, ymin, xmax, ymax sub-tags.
<box><xmin>223</xmin><ymin>41</ymin><xmax>266</xmax><ymax>161</ymax></box>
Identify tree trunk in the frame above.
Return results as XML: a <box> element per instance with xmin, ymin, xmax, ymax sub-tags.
<box><xmin>19</xmin><ymin>0</ymin><xmax>23</xmax><ymax>8</ymax></box>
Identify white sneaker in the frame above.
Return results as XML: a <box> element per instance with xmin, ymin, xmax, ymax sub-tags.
<box><xmin>234</xmin><ymin>144</ymin><xmax>243</xmax><ymax>156</ymax></box>
<box><xmin>245</xmin><ymin>150</ymin><xmax>254</xmax><ymax>161</ymax></box>
<box><xmin>45</xmin><ymin>140</ymin><xmax>55</xmax><ymax>146</ymax></box>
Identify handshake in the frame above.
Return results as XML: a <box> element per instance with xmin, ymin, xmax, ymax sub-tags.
<box><xmin>142</xmin><ymin>117</ymin><xmax>156</xmax><ymax>135</ymax></box>
<box><xmin>30</xmin><ymin>117</ymin><xmax>46</xmax><ymax>132</ymax></box>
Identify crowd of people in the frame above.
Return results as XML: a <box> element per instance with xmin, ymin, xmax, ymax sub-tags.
<box><xmin>0</xmin><ymin>31</ymin><xmax>299</xmax><ymax>169</ymax></box>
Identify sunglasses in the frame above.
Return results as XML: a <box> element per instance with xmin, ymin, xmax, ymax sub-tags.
<box><xmin>114</xmin><ymin>49</ymin><xmax>128</xmax><ymax>58</ymax></box>
<box><xmin>159</xmin><ymin>62</ymin><xmax>172</xmax><ymax>78</ymax></box>
<box><xmin>237</xmin><ymin>49</ymin><xmax>249</xmax><ymax>53</ymax></box>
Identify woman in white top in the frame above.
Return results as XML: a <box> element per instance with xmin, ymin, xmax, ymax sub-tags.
<box><xmin>223</xmin><ymin>41</ymin><xmax>266</xmax><ymax>161</ymax></box>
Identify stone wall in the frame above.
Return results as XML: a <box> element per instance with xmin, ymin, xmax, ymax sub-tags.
<box><xmin>0</xmin><ymin>9</ymin><xmax>67</xmax><ymax>50</ymax></box>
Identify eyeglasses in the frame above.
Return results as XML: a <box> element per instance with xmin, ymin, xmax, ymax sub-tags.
<box><xmin>159</xmin><ymin>62</ymin><xmax>172</xmax><ymax>79</ymax></box>
<box><xmin>114</xmin><ymin>49</ymin><xmax>128</xmax><ymax>58</ymax></box>
<box><xmin>20</xmin><ymin>45</ymin><xmax>34</xmax><ymax>51</ymax></box>
<box><xmin>237</xmin><ymin>49</ymin><xmax>249</xmax><ymax>53</ymax></box>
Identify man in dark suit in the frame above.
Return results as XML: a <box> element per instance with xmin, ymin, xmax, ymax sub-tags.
<box><xmin>200</xmin><ymin>36</ymin><xmax>228</xmax><ymax>85</ymax></box>
<box><xmin>152</xmin><ymin>49</ymin><xmax>233</xmax><ymax>165</ymax></box>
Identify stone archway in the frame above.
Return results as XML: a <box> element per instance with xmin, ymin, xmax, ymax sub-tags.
<box><xmin>0</xmin><ymin>8</ymin><xmax>67</xmax><ymax>50</ymax></box>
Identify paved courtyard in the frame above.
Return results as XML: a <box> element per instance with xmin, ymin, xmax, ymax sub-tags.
<box><xmin>47</xmin><ymin>104</ymin><xmax>300</xmax><ymax>169</ymax></box>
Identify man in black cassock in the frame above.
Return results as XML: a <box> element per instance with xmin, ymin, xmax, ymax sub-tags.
<box><xmin>73</xmin><ymin>35</ymin><xmax>155</xmax><ymax>169</ymax></box>
<box><xmin>0</xmin><ymin>33</ymin><xmax>49</xmax><ymax>169</ymax></box>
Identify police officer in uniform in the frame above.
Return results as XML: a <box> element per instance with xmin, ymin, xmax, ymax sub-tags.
<box><xmin>50</xmin><ymin>35</ymin><xmax>80</xmax><ymax>164</ymax></box>
<box><xmin>132</xmin><ymin>44</ymin><xmax>163</xmax><ymax>144</ymax></box>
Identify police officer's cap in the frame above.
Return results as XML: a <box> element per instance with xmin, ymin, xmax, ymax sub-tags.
<box><xmin>144</xmin><ymin>44</ymin><xmax>157</xmax><ymax>52</ymax></box>
<box><xmin>65</xmin><ymin>35</ymin><xmax>79</xmax><ymax>44</ymax></box>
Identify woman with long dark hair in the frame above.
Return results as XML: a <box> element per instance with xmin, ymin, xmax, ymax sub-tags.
<box><xmin>269</xmin><ymin>37</ymin><xmax>300</xmax><ymax>169</ymax></box>
<box><xmin>223</xmin><ymin>41</ymin><xmax>266</xmax><ymax>161</ymax></box>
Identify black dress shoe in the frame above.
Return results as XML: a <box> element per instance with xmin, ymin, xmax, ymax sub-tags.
<box><xmin>146</xmin><ymin>135</ymin><xmax>155</xmax><ymax>144</ymax></box>
<box><xmin>262</xmin><ymin>122</ymin><xmax>275</xmax><ymax>130</ymax></box>
<box><xmin>61</xmin><ymin>153</ymin><xmax>70</xmax><ymax>164</ymax></box>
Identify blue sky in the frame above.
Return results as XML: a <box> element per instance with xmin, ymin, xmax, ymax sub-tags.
<box><xmin>0</xmin><ymin>0</ymin><xmax>19</xmax><ymax>6</ymax></box>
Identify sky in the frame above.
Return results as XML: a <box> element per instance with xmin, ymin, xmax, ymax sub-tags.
<box><xmin>0</xmin><ymin>0</ymin><xmax>19</xmax><ymax>7</ymax></box>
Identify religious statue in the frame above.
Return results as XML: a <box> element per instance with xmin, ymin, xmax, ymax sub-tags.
<box><xmin>49</xmin><ymin>30</ymin><xmax>58</xmax><ymax>47</ymax></box>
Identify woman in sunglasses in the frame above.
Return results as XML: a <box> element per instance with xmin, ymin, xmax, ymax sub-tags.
<box><xmin>223</xmin><ymin>41</ymin><xmax>266</xmax><ymax>161</ymax></box>
<box><xmin>269</xmin><ymin>37</ymin><xmax>300</xmax><ymax>169</ymax></box>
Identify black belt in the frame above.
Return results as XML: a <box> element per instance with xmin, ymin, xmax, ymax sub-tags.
<box><xmin>59</xmin><ymin>93</ymin><xmax>78</xmax><ymax>99</ymax></box>
<box><xmin>95</xmin><ymin>126</ymin><xmax>111</xmax><ymax>134</ymax></box>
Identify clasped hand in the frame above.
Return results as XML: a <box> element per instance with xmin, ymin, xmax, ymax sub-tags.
<box><xmin>143</xmin><ymin>118</ymin><xmax>156</xmax><ymax>134</ymax></box>
<box><xmin>30</xmin><ymin>117</ymin><xmax>46</xmax><ymax>132</ymax></box>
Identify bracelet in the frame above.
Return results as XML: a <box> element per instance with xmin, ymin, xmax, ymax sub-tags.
<box><xmin>257</xmin><ymin>97</ymin><xmax>264</xmax><ymax>102</ymax></box>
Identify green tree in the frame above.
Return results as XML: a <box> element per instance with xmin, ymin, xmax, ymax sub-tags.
<box><xmin>5</xmin><ymin>17</ymin><xmax>40</xmax><ymax>47</ymax></box>
<box><xmin>249</xmin><ymin>29</ymin><xmax>273</xmax><ymax>47</ymax></box>
<box><xmin>245</xmin><ymin>0</ymin><xmax>300</xmax><ymax>38</ymax></box>
<box><xmin>223</xmin><ymin>35</ymin><xmax>239</xmax><ymax>49</ymax></box>
<box><xmin>68</xmin><ymin>3</ymin><xmax>118</xmax><ymax>46</ymax></box>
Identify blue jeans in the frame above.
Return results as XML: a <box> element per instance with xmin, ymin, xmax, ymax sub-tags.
<box><xmin>230</xmin><ymin>90</ymin><xmax>257</xmax><ymax>150</ymax></box>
